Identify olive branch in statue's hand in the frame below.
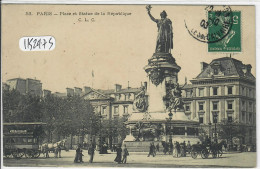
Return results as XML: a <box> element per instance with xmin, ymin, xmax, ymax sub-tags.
<box><xmin>146</xmin><ymin>5</ymin><xmax>152</xmax><ymax>12</ymax></box>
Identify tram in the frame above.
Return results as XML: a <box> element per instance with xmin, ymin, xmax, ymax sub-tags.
<box><xmin>3</xmin><ymin>122</ymin><xmax>46</xmax><ymax>158</ymax></box>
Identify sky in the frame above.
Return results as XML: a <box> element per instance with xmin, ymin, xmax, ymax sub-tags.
<box><xmin>2</xmin><ymin>5</ymin><xmax>255</xmax><ymax>93</ymax></box>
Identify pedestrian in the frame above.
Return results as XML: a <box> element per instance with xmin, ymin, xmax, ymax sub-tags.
<box><xmin>173</xmin><ymin>142</ymin><xmax>177</xmax><ymax>157</ymax></box>
<box><xmin>122</xmin><ymin>144</ymin><xmax>129</xmax><ymax>164</ymax></box>
<box><xmin>147</xmin><ymin>142</ymin><xmax>155</xmax><ymax>157</ymax></box>
<box><xmin>176</xmin><ymin>142</ymin><xmax>181</xmax><ymax>157</ymax></box>
<box><xmin>88</xmin><ymin>143</ymin><xmax>95</xmax><ymax>163</ymax></box>
<box><xmin>156</xmin><ymin>143</ymin><xmax>160</xmax><ymax>152</ymax></box>
<box><xmin>79</xmin><ymin>149</ymin><xmax>84</xmax><ymax>163</ymax></box>
<box><xmin>57</xmin><ymin>145</ymin><xmax>62</xmax><ymax>158</ymax></box>
<box><xmin>54</xmin><ymin>146</ymin><xmax>58</xmax><ymax>158</ymax></box>
<box><xmin>163</xmin><ymin>142</ymin><xmax>168</xmax><ymax>155</ymax></box>
<box><xmin>182</xmin><ymin>141</ymin><xmax>186</xmax><ymax>157</ymax></box>
<box><xmin>74</xmin><ymin>145</ymin><xmax>81</xmax><ymax>163</ymax></box>
<box><xmin>152</xmin><ymin>143</ymin><xmax>156</xmax><ymax>156</ymax></box>
<box><xmin>114</xmin><ymin>144</ymin><xmax>122</xmax><ymax>163</ymax></box>
<box><xmin>44</xmin><ymin>144</ymin><xmax>49</xmax><ymax>158</ymax></box>
<box><xmin>169</xmin><ymin>142</ymin><xmax>173</xmax><ymax>155</ymax></box>
<box><xmin>112</xmin><ymin>144</ymin><xmax>116</xmax><ymax>152</ymax></box>
<box><xmin>187</xmin><ymin>141</ymin><xmax>191</xmax><ymax>154</ymax></box>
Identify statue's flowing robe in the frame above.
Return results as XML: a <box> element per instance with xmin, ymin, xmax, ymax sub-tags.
<box><xmin>155</xmin><ymin>18</ymin><xmax>173</xmax><ymax>53</ymax></box>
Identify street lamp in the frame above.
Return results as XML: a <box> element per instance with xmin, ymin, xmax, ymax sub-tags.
<box><xmin>228</xmin><ymin>117</ymin><xmax>233</xmax><ymax>149</ymax></box>
<box><xmin>213</xmin><ymin>112</ymin><xmax>218</xmax><ymax>143</ymax></box>
<box><xmin>168</xmin><ymin>111</ymin><xmax>173</xmax><ymax>142</ymax></box>
<box><xmin>99</xmin><ymin>111</ymin><xmax>102</xmax><ymax>154</ymax></box>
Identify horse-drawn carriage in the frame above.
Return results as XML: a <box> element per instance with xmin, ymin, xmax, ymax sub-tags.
<box><xmin>191</xmin><ymin>142</ymin><xmax>223</xmax><ymax>159</ymax></box>
<box><xmin>3</xmin><ymin>122</ymin><xmax>46</xmax><ymax>158</ymax></box>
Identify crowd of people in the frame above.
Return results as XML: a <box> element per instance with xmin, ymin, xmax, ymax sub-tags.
<box><xmin>41</xmin><ymin>139</ymin><xmax>255</xmax><ymax>164</ymax></box>
<box><xmin>73</xmin><ymin>143</ymin><xmax>129</xmax><ymax>164</ymax></box>
<box><xmin>147</xmin><ymin>141</ymin><xmax>192</xmax><ymax>158</ymax></box>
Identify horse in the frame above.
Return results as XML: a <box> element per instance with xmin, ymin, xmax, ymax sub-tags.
<box><xmin>41</xmin><ymin>139</ymin><xmax>67</xmax><ymax>157</ymax></box>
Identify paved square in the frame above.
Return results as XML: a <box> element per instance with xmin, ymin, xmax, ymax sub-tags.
<box><xmin>3</xmin><ymin>150</ymin><xmax>256</xmax><ymax>168</ymax></box>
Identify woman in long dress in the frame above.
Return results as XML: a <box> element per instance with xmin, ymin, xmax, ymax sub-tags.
<box><xmin>114</xmin><ymin>145</ymin><xmax>122</xmax><ymax>164</ymax></box>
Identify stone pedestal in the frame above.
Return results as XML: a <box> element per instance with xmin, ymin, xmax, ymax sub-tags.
<box><xmin>124</xmin><ymin>52</ymin><xmax>200</xmax><ymax>151</ymax></box>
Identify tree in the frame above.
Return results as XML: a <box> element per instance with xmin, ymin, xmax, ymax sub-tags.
<box><xmin>218</xmin><ymin>119</ymin><xmax>247</xmax><ymax>146</ymax></box>
<box><xmin>3</xmin><ymin>90</ymin><xmax>43</xmax><ymax>122</ymax></box>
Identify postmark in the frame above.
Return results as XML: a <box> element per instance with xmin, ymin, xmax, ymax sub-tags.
<box><xmin>184</xmin><ymin>5</ymin><xmax>233</xmax><ymax>44</ymax></box>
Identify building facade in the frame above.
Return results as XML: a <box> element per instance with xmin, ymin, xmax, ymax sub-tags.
<box><xmin>5</xmin><ymin>78</ymin><xmax>42</xmax><ymax>96</ymax></box>
<box><xmin>182</xmin><ymin>57</ymin><xmax>256</xmax><ymax>145</ymax></box>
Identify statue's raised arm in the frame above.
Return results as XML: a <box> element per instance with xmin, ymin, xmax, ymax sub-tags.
<box><xmin>146</xmin><ymin>5</ymin><xmax>157</xmax><ymax>22</ymax></box>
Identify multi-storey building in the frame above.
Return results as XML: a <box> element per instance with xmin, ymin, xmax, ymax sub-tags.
<box><xmin>5</xmin><ymin>78</ymin><xmax>42</xmax><ymax>96</ymax></box>
<box><xmin>82</xmin><ymin>84</ymin><xmax>140</xmax><ymax>120</ymax></box>
<box><xmin>182</xmin><ymin>57</ymin><xmax>256</xmax><ymax>144</ymax></box>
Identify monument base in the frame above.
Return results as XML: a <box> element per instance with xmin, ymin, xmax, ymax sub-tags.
<box><xmin>124</xmin><ymin>135</ymin><xmax>200</xmax><ymax>152</ymax></box>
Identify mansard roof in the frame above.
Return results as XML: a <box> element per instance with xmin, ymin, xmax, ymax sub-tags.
<box><xmin>194</xmin><ymin>57</ymin><xmax>255</xmax><ymax>82</ymax></box>
<box><xmin>97</xmin><ymin>87</ymin><xmax>140</xmax><ymax>95</ymax></box>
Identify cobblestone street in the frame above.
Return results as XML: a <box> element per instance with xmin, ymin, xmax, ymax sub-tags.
<box><xmin>3</xmin><ymin>150</ymin><xmax>256</xmax><ymax>168</ymax></box>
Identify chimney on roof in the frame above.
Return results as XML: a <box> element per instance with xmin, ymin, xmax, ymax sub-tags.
<box><xmin>128</xmin><ymin>81</ymin><xmax>130</xmax><ymax>89</ymax></box>
<box><xmin>242</xmin><ymin>64</ymin><xmax>252</xmax><ymax>75</ymax></box>
<box><xmin>144</xmin><ymin>81</ymin><xmax>147</xmax><ymax>90</ymax></box>
<box><xmin>246</xmin><ymin>64</ymin><xmax>252</xmax><ymax>73</ymax></box>
<box><xmin>115</xmin><ymin>84</ymin><xmax>122</xmax><ymax>92</ymax></box>
<box><xmin>201</xmin><ymin>62</ymin><xmax>209</xmax><ymax>72</ymax></box>
<box><xmin>66</xmin><ymin>88</ymin><xmax>74</xmax><ymax>96</ymax></box>
<box><xmin>74</xmin><ymin>87</ymin><xmax>82</xmax><ymax>96</ymax></box>
<box><xmin>43</xmin><ymin>89</ymin><xmax>51</xmax><ymax>97</ymax></box>
<box><xmin>83</xmin><ymin>86</ymin><xmax>91</xmax><ymax>93</ymax></box>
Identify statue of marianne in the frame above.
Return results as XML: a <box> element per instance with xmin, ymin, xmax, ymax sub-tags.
<box><xmin>146</xmin><ymin>5</ymin><xmax>173</xmax><ymax>53</ymax></box>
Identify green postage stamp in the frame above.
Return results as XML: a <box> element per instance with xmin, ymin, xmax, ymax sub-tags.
<box><xmin>208</xmin><ymin>11</ymin><xmax>241</xmax><ymax>52</ymax></box>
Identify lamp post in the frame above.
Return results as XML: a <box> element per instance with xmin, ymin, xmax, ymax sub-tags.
<box><xmin>99</xmin><ymin>111</ymin><xmax>102</xmax><ymax>154</ymax></box>
<box><xmin>228</xmin><ymin>117</ymin><xmax>233</xmax><ymax>149</ymax></box>
<box><xmin>213</xmin><ymin>112</ymin><xmax>218</xmax><ymax>143</ymax></box>
<box><xmin>168</xmin><ymin>111</ymin><xmax>173</xmax><ymax>142</ymax></box>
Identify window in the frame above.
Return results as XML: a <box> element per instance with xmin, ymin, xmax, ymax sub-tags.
<box><xmin>227</xmin><ymin>114</ymin><xmax>233</xmax><ymax>123</ymax></box>
<box><xmin>94</xmin><ymin>106</ymin><xmax>98</xmax><ymax>113</ymax></box>
<box><xmin>199</xmin><ymin>102</ymin><xmax>204</xmax><ymax>111</ymax></box>
<box><xmin>199</xmin><ymin>115</ymin><xmax>204</xmax><ymax>124</ymax></box>
<box><xmin>186</xmin><ymin>91</ymin><xmax>191</xmax><ymax>97</ymax></box>
<box><xmin>242</xmin><ymin>101</ymin><xmax>245</xmax><ymax>110</ymax></box>
<box><xmin>227</xmin><ymin>101</ymin><xmax>233</xmax><ymax>110</ymax></box>
<box><xmin>185</xmin><ymin>104</ymin><xmax>190</xmax><ymax>111</ymax></box>
<box><xmin>199</xmin><ymin>88</ymin><xmax>204</xmax><ymax>97</ymax></box>
<box><xmin>102</xmin><ymin>106</ymin><xmax>107</xmax><ymax>114</ymax></box>
<box><xmin>242</xmin><ymin>112</ymin><xmax>245</xmax><ymax>122</ymax></box>
<box><xmin>116</xmin><ymin>95</ymin><xmax>119</xmax><ymax>100</ymax></box>
<box><xmin>249</xmin><ymin>89</ymin><xmax>252</xmax><ymax>97</ymax></box>
<box><xmin>249</xmin><ymin>102</ymin><xmax>253</xmax><ymax>112</ymax></box>
<box><xmin>214</xmin><ymin>68</ymin><xmax>218</xmax><ymax>75</ymax></box>
<box><xmin>213</xmin><ymin>102</ymin><xmax>218</xmax><ymax>110</ymax></box>
<box><xmin>114</xmin><ymin>106</ymin><xmax>119</xmax><ymax>114</ymax></box>
<box><xmin>123</xmin><ymin>105</ymin><xmax>128</xmax><ymax>114</ymax></box>
<box><xmin>249</xmin><ymin>113</ymin><xmax>252</xmax><ymax>123</ymax></box>
<box><xmin>213</xmin><ymin>87</ymin><xmax>218</xmax><ymax>95</ymax></box>
<box><xmin>242</xmin><ymin>87</ymin><xmax>245</xmax><ymax>96</ymax></box>
<box><xmin>228</xmin><ymin>86</ymin><xmax>233</xmax><ymax>95</ymax></box>
<box><xmin>227</xmin><ymin>68</ymin><xmax>231</xmax><ymax>74</ymax></box>
<box><xmin>213</xmin><ymin>113</ymin><xmax>218</xmax><ymax>123</ymax></box>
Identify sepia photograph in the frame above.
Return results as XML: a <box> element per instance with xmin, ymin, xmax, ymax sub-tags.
<box><xmin>1</xmin><ymin>3</ymin><xmax>256</xmax><ymax>168</ymax></box>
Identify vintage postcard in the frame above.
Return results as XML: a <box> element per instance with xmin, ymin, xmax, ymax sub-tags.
<box><xmin>1</xmin><ymin>4</ymin><xmax>256</xmax><ymax>168</ymax></box>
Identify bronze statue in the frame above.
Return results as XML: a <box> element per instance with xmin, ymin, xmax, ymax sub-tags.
<box><xmin>146</xmin><ymin>5</ymin><xmax>173</xmax><ymax>53</ymax></box>
<box><xmin>164</xmin><ymin>82</ymin><xmax>186</xmax><ymax>111</ymax></box>
<box><xmin>133</xmin><ymin>86</ymin><xmax>148</xmax><ymax>112</ymax></box>
<box><xmin>168</xmin><ymin>83</ymin><xmax>184</xmax><ymax>111</ymax></box>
